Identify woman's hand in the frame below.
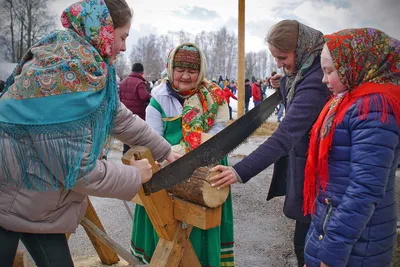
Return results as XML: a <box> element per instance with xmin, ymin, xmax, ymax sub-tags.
<box><xmin>270</xmin><ymin>73</ymin><xmax>283</xmax><ymax>89</ymax></box>
<box><xmin>130</xmin><ymin>158</ymin><xmax>153</xmax><ymax>183</ymax></box>
<box><xmin>209</xmin><ymin>165</ymin><xmax>239</xmax><ymax>189</ymax></box>
<box><xmin>320</xmin><ymin>262</ymin><xmax>329</xmax><ymax>267</ymax></box>
<box><xmin>166</xmin><ymin>151</ymin><xmax>182</xmax><ymax>163</ymax></box>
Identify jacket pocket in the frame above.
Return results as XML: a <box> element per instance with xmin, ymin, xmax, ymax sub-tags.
<box><xmin>322</xmin><ymin>198</ymin><xmax>333</xmax><ymax>235</ymax></box>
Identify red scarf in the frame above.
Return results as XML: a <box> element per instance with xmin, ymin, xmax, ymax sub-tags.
<box><xmin>303</xmin><ymin>28</ymin><xmax>400</xmax><ymax>215</ymax></box>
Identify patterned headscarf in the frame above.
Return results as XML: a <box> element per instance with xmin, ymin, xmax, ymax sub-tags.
<box><xmin>304</xmin><ymin>28</ymin><xmax>400</xmax><ymax>215</ymax></box>
<box><xmin>166</xmin><ymin>43</ymin><xmax>228</xmax><ymax>151</ymax></box>
<box><xmin>285</xmin><ymin>22</ymin><xmax>325</xmax><ymax>102</ymax></box>
<box><xmin>0</xmin><ymin>0</ymin><xmax>119</xmax><ymax>190</ymax></box>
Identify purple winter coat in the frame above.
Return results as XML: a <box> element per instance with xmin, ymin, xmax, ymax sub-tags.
<box><xmin>233</xmin><ymin>57</ymin><xmax>331</xmax><ymax>222</ymax></box>
<box><xmin>119</xmin><ymin>72</ymin><xmax>151</xmax><ymax>120</ymax></box>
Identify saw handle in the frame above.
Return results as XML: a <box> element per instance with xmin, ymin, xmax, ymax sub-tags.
<box><xmin>121</xmin><ymin>146</ymin><xmax>160</xmax><ymax>195</ymax></box>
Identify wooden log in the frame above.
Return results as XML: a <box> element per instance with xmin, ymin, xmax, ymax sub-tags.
<box><xmin>168</xmin><ymin>167</ymin><xmax>229</xmax><ymax>208</ymax></box>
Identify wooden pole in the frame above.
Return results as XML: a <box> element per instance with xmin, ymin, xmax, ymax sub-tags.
<box><xmin>237</xmin><ymin>0</ymin><xmax>245</xmax><ymax>118</ymax></box>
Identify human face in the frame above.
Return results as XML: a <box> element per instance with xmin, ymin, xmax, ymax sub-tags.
<box><xmin>321</xmin><ymin>44</ymin><xmax>347</xmax><ymax>95</ymax></box>
<box><xmin>172</xmin><ymin>67</ymin><xmax>200</xmax><ymax>92</ymax></box>
<box><xmin>268</xmin><ymin>44</ymin><xmax>296</xmax><ymax>75</ymax></box>
<box><xmin>110</xmin><ymin>22</ymin><xmax>131</xmax><ymax>65</ymax></box>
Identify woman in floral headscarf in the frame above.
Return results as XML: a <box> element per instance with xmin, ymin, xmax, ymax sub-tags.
<box><xmin>0</xmin><ymin>1</ymin><xmax>180</xmax><ymax>266</ymax></box>
<box><xmin>210</xmin><ymin>20</ymin><xmax>331</xmax><ymax>266</ymax></box>
<box><xmin>303</xmin><ymin>28</ymin><xmax>400</xmax><ymax>267</ymax></box>
<box><xmin>130</xmin><ymin>43</ymin><xmax>235</xmax><ymax>267</ymax></box>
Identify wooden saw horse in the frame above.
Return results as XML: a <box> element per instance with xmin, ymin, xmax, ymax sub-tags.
<box><xmin>67</xmin><ymin>145</ymin><xmax>228</xmax><ymax>267</ymax></box>
<box><xmin>13</xmin><ymin>145</ymin><xmax>228</xmax><ymax>267</ymax></box>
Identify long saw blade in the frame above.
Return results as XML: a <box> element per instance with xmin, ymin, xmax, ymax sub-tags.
<box><xmin>143</xmin><ymin>92</ymin><xmax>281</xmax><ymax>194</ymax></box>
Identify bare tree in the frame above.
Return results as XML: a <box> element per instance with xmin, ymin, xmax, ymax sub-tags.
<box><xmin>0</xmin><ymin>0</ymin><xmax>55</xmax><ymax>62</ymax></box>
<box><xmin>114</xmin><ymin>55</ymin><xmax>130</xmax><ymax>80</ymax></box>
<box><xmin>130</xmin><ymin>34</ymin><xmax>164</xmax><ymax>81</ymax></box>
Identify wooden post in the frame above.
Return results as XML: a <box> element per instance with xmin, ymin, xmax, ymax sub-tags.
<box><xmin>237</xmin><ymin>0</ymin><xmax>245</xmax><ymax>118</ymax></box>
<box><xmin>82</xmin><ymin>199</ymin><xmax>120</xmax><ymax>265</ymax></box>
<box><xmin>122</xmin><ymin>148</ymin><xmax>178</xmax><ymax>241</ymax></box>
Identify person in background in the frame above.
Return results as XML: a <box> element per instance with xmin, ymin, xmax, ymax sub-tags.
<box><xmin>244</xmin><ymin>78</ymin><xmax>252</xmax><ymax>113</ymax></box>
<box><xmin>303</xmin><ymin>28</ymin><xmax>400</xmax><ymax>267</ymax></box>
<box><xmin>252</xmin><ymin>79</ymin><xmax>262</xmax><ymax>106</ymax></box>
<box><xmin>229</xmin><ymin>80</ymin><xmax>237</xmax><ymax>95</ymax></box>
<box><xmin>119</xmin><ymin>62</ymin><xmax>152</xmax><ymax>154</ymax></box>
<box><xmin>218</xmin><ymin>75</ymin><xmax>224</xmax><ymax>89</ymax></box>
<box><xmin>210</xmin><ymin>20</ymin><xmax>331</xmax><ymax>267</ymax></box>
<box><xmin>224</xmin><ymin>83</ymin><xmax>238</xmax><ymax>119</ymax></box>
<box><xmin>131</xmin><ymin>43</ymin><xmax>234</xmax><ymax>267</ymax></box>
<box><xmin>0</xmin><ymin>1</ymin><xmax>180</xmax><ymax>266</ymax></box>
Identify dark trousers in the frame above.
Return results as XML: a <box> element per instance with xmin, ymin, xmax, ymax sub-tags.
<box><xmin>245</xmin><ymin>100</ymin><xmax>250</xmax><ymax>113</ymax></box>
<box><xmin>0</xmin><ymin>226</ymin><xmax>74</xmax><ymax>267</ymax></box>
<box><xmin>228</xmin><ymin>105</ymin><xmax>233</xmax><ymax>120</ymax></box>
<box><xmin>294</xmin><ymin>220</ymin><xmax>311</xmax><ymax>267</ymax></box>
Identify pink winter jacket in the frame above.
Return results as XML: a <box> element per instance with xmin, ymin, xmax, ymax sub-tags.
<box><xmin>0</xmin><ymin>103</ymin><xmax>171</xmax><ymax>234</ymax></box>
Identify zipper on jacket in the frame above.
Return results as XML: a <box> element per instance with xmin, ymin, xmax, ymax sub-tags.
<box><xmin>322</xmin><ymin>198</ymin><xmax>333</xmax><ymax>235</ymax></box>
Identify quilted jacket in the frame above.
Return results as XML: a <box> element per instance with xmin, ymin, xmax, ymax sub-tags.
<box><xmin>304</xmin><ymin>95</ymin><xmax>400</xmax><ymax>267</ymax></box>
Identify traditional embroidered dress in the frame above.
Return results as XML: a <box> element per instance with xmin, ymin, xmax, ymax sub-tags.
<box><xmin>0</xmin><ymin>0</ymin><xmax>118</xmax><ymax>190</ymax></box>
<box><xmin>130</xmin><ymin>43</ymin><xmax>235</xmax><ymax>267</ymax></box>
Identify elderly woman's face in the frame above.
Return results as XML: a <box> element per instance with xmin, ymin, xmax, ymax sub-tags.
<box><xmin>173</xmin><ymin>67</ymin><xmax>199</xmax><ymax>92</ymax></box>
<box><xmin>268</xmin><ymin>44</ymin><xmax>295</xmax><ymax>75</ymax></box>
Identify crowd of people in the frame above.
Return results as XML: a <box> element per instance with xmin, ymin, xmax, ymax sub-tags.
<box><xmin>0</xmin><ymin>1</ymin><xmax>399</xmax><ymax>267</ymax></box>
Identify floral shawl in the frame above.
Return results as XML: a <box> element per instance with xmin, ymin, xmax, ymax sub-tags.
<box><xmin>0</xmin><ymin>0</ymin><xmax>119</xmax><ymax>190</ymax></box>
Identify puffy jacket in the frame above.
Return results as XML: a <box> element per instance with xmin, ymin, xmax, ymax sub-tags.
<box><xmin>251</xmin><ymin>83</ymin><xmax>262</xmax><ymax>102</ymax></box>
<box><xmin>304</xmin><ymin>95</ymin><xmax>400</xmax><ymax>267</ymax></box>
<box><xmin>223</xmin><ymin>87</ymin><xmax>237</xmax><ymax>104</ymax></box>
<box><xmin>119</xmin><ymin>72</ymin><xmax>151</xmax><ymax>120</ymax></box>
<box><xmin>0</xmin><ymin>103</ymin><xmax>171</xmax><ymax>234</ymax></box>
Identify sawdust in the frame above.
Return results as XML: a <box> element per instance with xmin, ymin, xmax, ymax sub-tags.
<box><xmin>227</xmin><ymin>120</ymin><xmax>279</xmax><ymax>137</ymax></box>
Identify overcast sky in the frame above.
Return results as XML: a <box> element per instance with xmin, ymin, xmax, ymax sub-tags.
<box><xmin>41</xmin><ymin>0</ymin><xmax>400</xmax><ymax>57</ymax></box>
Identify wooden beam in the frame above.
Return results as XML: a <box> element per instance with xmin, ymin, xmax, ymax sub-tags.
<box><xmin>172</xmin><ymin>197</ymin><xmax>222</xmax><ymax>230</ymax></box>
<box><xmin>179</xmin><ymin>241</ymin><xmax>202</xmax><ymax>267</ymax></box>
<box><xmin>80</xmin><ymin>218</ymin><xmax>145</xmax><ymax>266</ymax></box>
<box><xmin>149</xmin><ymin>222</ymin><xmax>198</xmax><ymax>267</ymax></box>
<box><xmin>82</xmin><ymin>198</ymin><xmax>120</xmax><ymax>265</ymax></box>
<box><xmin>122</xmin><ymin>147</ymin><xmax>178</xmax><ymax>241</ymax></box>
<box><xmin>132</xmin><ymin>195</ymin><xmax>222</xmax><ymax>230</ymax></box>
<box><xmin>237</xmin><ymin>0</ymin><xmax>245</xmax><ymax>118</ymax></box>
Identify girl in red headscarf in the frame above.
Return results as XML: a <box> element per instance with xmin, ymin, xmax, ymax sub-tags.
<box><xmin>303</xmin><ymin>28</ymin><xmax>400</xmax><ymax>267</ymax></box>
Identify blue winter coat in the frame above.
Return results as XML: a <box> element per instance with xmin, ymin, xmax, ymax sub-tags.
<box><xmin>304</xmin><ymin>95</ymin><xmax>400</xmax><ymax>267</ymax></box>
